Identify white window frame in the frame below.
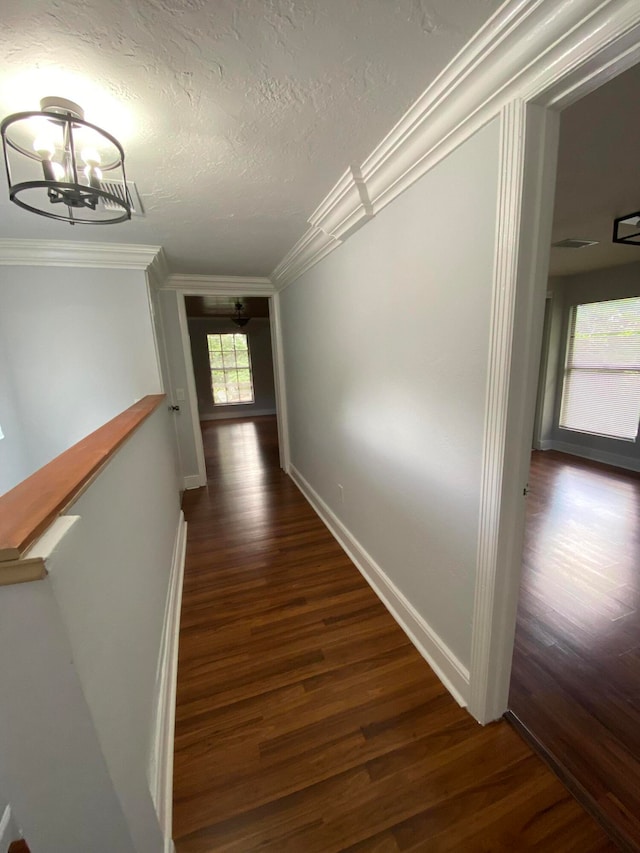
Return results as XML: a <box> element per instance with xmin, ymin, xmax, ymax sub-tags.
<box><xmin>558</xmin><ymin>296</ymin><xmax>640</xmax><ymax>442</ymax></box>
<box><xmin>207</xmin><ymin>332</ymin><xmax>255</xmax><ymax>406</ymax></box>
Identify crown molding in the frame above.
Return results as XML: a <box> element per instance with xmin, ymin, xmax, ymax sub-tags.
<box><xmin>0</xmin><ymin>239</ymin><xmax>162</xmax><ymax>270</ymax></box>
<box><xmin>146</xmin><ymin>247</ymin><xmax>170</xmax><ymax>290</ymax></box>
<box><xmin>164</xmin><ymin>273</ymin><xmax>274</xmax><ymax>295</ymax></box>
<box><xmin>271</xmin><ymin>225</ymin><xmax>338</xmax><ymax>291</ymax></box>
<box><xmin>271</xmin><ymin>0</ymin><xmax>640</xmax><ymax>289</ymax></box>
<box><xmin>272</xmin><ymin>167</ymin><xmax>371</xmax><ymax>290</ymax></box>
<box><xmin>308</xmin><ymin>165</ymin><xmax>373</xmax><ymax>242</ymax></box>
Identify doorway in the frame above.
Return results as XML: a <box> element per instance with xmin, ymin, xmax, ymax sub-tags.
<box><xmin>155</xmin><ymin>286</ymin><xmax>290</xmax><ymax>491</ymax></box>
<box><xmin>183</xmin><ymin>295</ymin><xmax>283</xmax><ymax>481</ymax></box>
<box><xmin>508</xmin><ymin>60</ymin><xmax>640</xmax><ymax>849</ymax></box>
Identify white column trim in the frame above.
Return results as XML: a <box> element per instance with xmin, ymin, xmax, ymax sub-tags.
<box><xmin>469</xmin><ymin>101</ymin><xmax>560</xmax><ymax>723</ymax></box>
<box><xmin>469</xmin><ymin>101</ymin><xmax>528</xmax><ymax>723</ymax></box>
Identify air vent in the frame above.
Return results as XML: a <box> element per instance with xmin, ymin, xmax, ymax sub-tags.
<box><xmin>99</xmin><ymin>180</ymin><xmax>144</xmax><ymax>216</ymax></box>
<box><xmin>552</xmin><ymin>238</ymin><xmax>598</xmax><ymax>249</ymax></box>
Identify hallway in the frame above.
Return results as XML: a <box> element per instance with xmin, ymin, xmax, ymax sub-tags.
<box><xmin>173</xmin><ymin>417</ymin><xmax>614</xmax><ymax>852</ymax></box>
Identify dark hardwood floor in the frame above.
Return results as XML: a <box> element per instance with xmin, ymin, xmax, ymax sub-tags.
<box><xmin>510</xmin><ymin>449</ymin><xmax>640</xmax><ymax>851</ymax></box>
<box><xmin>174</xmin><ymin>418</ymin><xmax>615</xmax><ymax>852</ymax></box>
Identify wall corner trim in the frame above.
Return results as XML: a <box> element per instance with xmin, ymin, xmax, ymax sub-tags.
<box><xmin>289</xmin><ymin>464</ymin><xmax>470</xmax><ymax>708</ymax></box>
<box><xmin>0</xmin><ymin>239</ymin><xmax>163</xmax><ymax>270</ymax></box>
<box><xmin>148</xmin><ymin>510</ymin><xmax>187</xmax><ymax>853</ymax></box>
<box><xmin>270</xmin><ymin>0</ymin><xmax>640</xmax><ymax>289</ymax></box>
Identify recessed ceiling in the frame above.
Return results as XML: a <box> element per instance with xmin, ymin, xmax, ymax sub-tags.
<box><xmin>550</xmin><ymin>60</ymin><xmax>640</xmax><ymax>277</ymax></box>
<box><xmin>0</xmin><ymin>0</ymin><xmax>500</xmax><ymax>276</ymax></box>
<box><xmin>185</xmin><ymin>295</ymin><xmax>269</xmax><ymax>319</ymax></box>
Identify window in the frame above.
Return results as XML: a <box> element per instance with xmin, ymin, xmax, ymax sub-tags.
<box><xmin>207</xmin><ymin>333</ymin><xmax>254</xmax><ymax>405</ymax></box>
<box><xmin>559</xmin><ymin>296</ymin><xmax>640</xmax><ymax>441</ymax></box>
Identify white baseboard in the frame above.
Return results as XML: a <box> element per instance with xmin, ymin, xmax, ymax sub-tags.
<box><xmin>149</xmin><ymin>511</ymin><xmax>187</xmax><ymax>853</ymax></box>
<box><xmin>541</xmin><ymin>440</ymin><xmax>640</xmax><ymax>472</ymax></box>
<box><xmin>535</xmin><ymin>439</ymin><xmax>553</xmax><ymax>450</ymax></box>
<box><xmin>183</xmin><ymin>474</ymin><xmax>205</xmax><ymax>490</ymax></box>
<box><xmin>0</xmin><ymin>805</ymin><xmax>18</xmax><ymax>853</ymax></box>
<box><xmin>289</xmin><ymin>465</ymin><xmax>470</xmax><ymax>707</ymax></box>
<box><xmin>199</xmin><ymin>408</ymin><xmax>277</xmax><ymax>421</ymax></box>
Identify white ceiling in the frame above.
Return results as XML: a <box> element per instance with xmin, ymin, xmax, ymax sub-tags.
<box><xmin>0</xmin><ymin>0</ymin><xmax>500</xmax><ymax>276</ymax></box>
<box><xmin>550</xmin><ymin>60</ymin><xmax>640</xmax><ymax>277</ymax></box>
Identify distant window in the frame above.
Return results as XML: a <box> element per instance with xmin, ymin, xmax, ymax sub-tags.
<box><xmin>559</xmin><ymin>296</ymin><xmax>640</xmax><ymax>441</ymax></box>
<box><xmin>207</xmin><ymin>333</ymin><xmax>254</xmax><ymax>405</ymax></box>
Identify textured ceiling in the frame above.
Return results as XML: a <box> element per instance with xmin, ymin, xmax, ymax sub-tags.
<box><xmin>550</xmin><ymin>60</ymin><xmax>640</xmax><ymax>278</ymax></box>
<box><xmin>0</xmin><ymin>0</ymin><xmax>500</xmax><ymax>275</ymax></box>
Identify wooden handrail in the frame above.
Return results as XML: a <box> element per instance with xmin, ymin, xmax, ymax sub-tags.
<box><xmin>0</xmin><ymin>395</ymin><xmax>166</xmax><ymax>563</ymax></box>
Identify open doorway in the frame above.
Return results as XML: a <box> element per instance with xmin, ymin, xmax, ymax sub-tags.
<box><xmin>183</xmin><ymin>295</ymin><xmax>282</xmax><ymax>482</ymax></box>
<box><xmin>508</xmin><ymin>61</ymin><xmax>640</xmax><ymax>849</ymax></box>
<box><xmin>154</xmin><ymin>286</ymin><xmax>289</xmax><ymax>490</ymax></box>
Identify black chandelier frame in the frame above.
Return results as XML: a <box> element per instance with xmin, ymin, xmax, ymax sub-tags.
<box><xmin>612</xmin><ymin>210</ymin><xmax>640</xmax><ymax>246</ymax></box>
<box><xmin>0</xmin><ymin>106</ymin><xmax>131</xmax><ymax>225</ymax></box>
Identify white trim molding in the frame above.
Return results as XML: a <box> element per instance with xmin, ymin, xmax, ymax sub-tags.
<box><xmin>271</xmin><ymin>226</ymin><xmax>338</xmax><ymax>291</ymax></box>
<box><xmin>149</xmin><ymin>511</ymin><xmax>186</xmax><ymax>853</ymax></box>
<box><xmin>176</xmin><ymin>293</ymin><xmax>208</xmax><ymax>490</ymax></box>
<box><xmin>271</xmin><ymin>0</ymin><xmax>640</xmax><ymax>289</ymax></box>
<box><xmin>272</xmin><ymin>166</ymin><xmax>374</xmax><ymax>292</ymax></box>
<box><xmin>469</xmin><ymin>101</ymin><xmax>529</xmax><ymax>724</ymax></box>
<box><xmin>270</xmin><ymin>291</ymin><xmax>291</xmax><ymax>473</ymax></box>
<box><xmin>0</xmin><ymin>239</ymin><xmax>162</xmax><ymax>270</ymax></box>
<box><xmin>470</xmin><ymin>99</ymin><xmax>559</xmax><ymax>723</ymax></box>
<box><xmin>308</xmin><ymin>165</ymin><xmax>373</xmax><ymax>242</ymax></box>
<box><xmin>0</xmin><ymin>803</ymin><xmax>19</xmax><ymax>853</ymax></box>
<box><xmin>199</xmin><ymin>408</ymin><xmax>277</xmax><ymax>422</ymax></box>
<box><xmin>146</xmin><ymin>248</ymin><xmax>171</xmax><ymax>290</ymax></box>
<box><xmin>164</xmin><ymin>273</ymin><xmax>274</xmax><ymax>295</ymax></box>
<box><xmin>183</xmin><ymin>474</ymin><xmax>204</xmax><ymax>490</ymax></box>
<box><xmin>290</xmin><ymin>465</ymin><xmax>470</xmax><ymax>707</ymax></box>
<box><xmin>541</xmin><ymin>440</ymin><xmax>640</xmax><ymax>473</ymax></box>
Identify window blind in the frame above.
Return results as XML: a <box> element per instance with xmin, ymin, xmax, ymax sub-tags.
<box><xmin>559</xmin><ymin>296</ymin><xmax>640</xmax><ymax>441</ymax></box>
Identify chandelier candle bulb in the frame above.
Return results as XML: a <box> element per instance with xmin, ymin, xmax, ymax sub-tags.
<box><xmin>33</xmin><ymin>135</ymin><xmax>57</xmax><ymax>181</ymax></box>
<box><xmin>51</xmin><ymin>161</ymin><xmax>66</xmax><ymax>182</ymax></box>
<box><xmin>84</xmin><ymin>164</ymin><xmax>103</xmax><ymax>190</ymax></box>
<box><xmin>80</xmin><ymin>147</ymin><xmax>100</xmax><ymax>166</ymax></box>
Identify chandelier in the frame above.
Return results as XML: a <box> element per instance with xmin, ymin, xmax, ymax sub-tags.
<box><xmin>613</xmin><ymin>211</ymin><xmax>640</xmax><ymax>245</ymax></box>
<box><xmin>231</xmin><ymin>301</ymin><xmax>250</xmax><ymax>328</ymax></box>
<box><xmin>1</xmin><ymin>96</ymin><xmax>131</xmax><ymax>225</ymax></box>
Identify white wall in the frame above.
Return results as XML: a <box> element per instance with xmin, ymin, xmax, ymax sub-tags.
<box><xmin>0</xmin><ymin>581</ymin><xmax>136</xmax><ymax>853</ymax></box>
<box><xmin>280</xmin><ymin>119</ymin><xmax>500</xmax><ymax>671</ymax></box>
<box><xmin>49</xmin><ymin>405</ymin><xmax>181</xmax><ymax>850</ymax></box>
<box><xmin>0</xmin><ymin>332</ymin><xmax>29</xmax><ymax>495</ymax></box>
<box><xmin>0</xmin><ymin>405</ymin><xmax>181</xmax><ymax>852</ymax></box>
<box><xmin>541</xmin><ymin>261</ymin><xmax>640</xmax><ymax>468</ymax></box>
<box><xmin>0</xmin><ymin>265</ymin><xmax>162</xmax><ymax>494</ymax></box>
<box><xmin>188</xmin><ymin>316</ymin><xmax>277</xmax><ymax>419</ymax></box>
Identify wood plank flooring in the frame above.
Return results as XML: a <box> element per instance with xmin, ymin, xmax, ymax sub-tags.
<box><xmin>174</xmin><ymin>418</ymin><xmax>615</xmax><ymax>852</ymax></box>
<box><xmin>510</xmin><ymin>450</ymin><xmax>640</xmax><ymax>851</ymax></box>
